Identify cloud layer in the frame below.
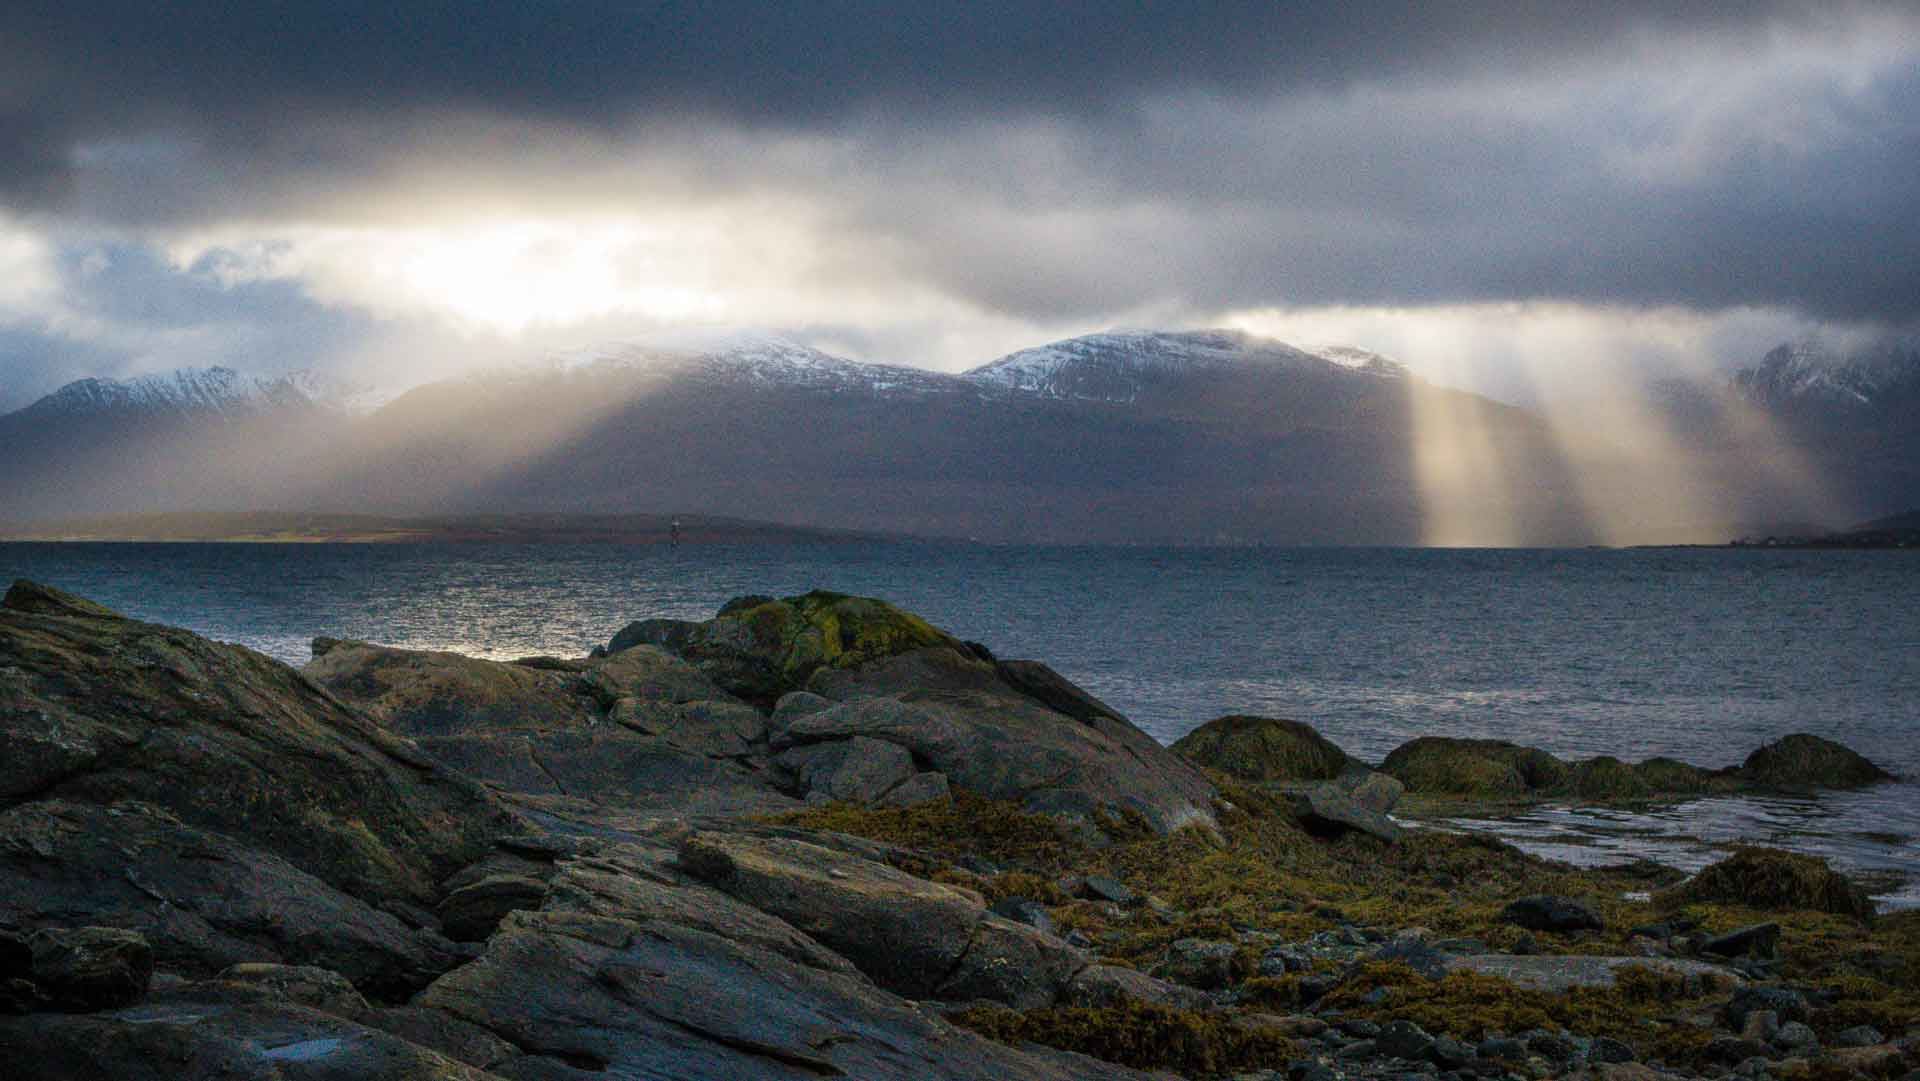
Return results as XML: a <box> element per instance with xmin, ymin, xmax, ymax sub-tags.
<box><xmin>1</xmin><ymin>2</ymin><xmax>1916</xmax><ymax>406</ymax></box>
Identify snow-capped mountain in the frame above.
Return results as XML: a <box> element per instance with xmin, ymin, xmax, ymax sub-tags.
<box><xmin>17</xmin><ymin>366</ymin><xmax>376</xmax><ymax>420</ymax></box>
<box><xmin>1734</xmin><ymin>337</ymin><xmax>1920</xmax><ymax>412</ymax></box>
<box><xmin>963</xmin><ymin>329</ymin><xmax>1406</xmax><ymax>404</ymax></box>
<box><xmin>494</xmin><ymin>331</ymin><xmax>972</xmax><ymax>399</ymax></box>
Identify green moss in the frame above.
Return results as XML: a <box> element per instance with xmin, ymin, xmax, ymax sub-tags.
<box><xmin>772</xmin><ymin>780</ymin><xmax>1920</xmax><ymax>1071</ymax></box>
<box><xmin>1658</xmin><ymin>848</ymin><xmax>1875</xmax><ymax>920</ymax></box>
<box><xmin>954</xmin><ymin>1000</ymin><xmax>1296</xmax><ymax>1075</ymax></box>
<box><xmin>1739</xmin><ymin>734</ymin><xmax>1894</xmax><ymax>790</ymax></box>
<box><xmin>716</xmin><ymin>590</ymin><xmax>961</xmax><ymax>690</ymax></box>
<box><xmin>1380</xmin><ymin>738</ymin><xmax>1570</xmax><ymax>797</ymax></box>
<box><xmin>1319</xmin><ymin>961</ymin><xmax>1708</xmax><ymax>1044</ymax></box>
<box><xmin>1169</xmin><ymin>715</ymin><xmax>1353</xmax><ymax>783</ymax></box>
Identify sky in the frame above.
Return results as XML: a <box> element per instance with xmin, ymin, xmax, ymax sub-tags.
<box><xmin>1</xmin><ymin>2</ymin><xmax>1917</xmax><ymax>411</ymax></box>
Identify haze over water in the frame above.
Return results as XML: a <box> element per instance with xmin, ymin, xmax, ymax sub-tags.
<box><xmin>7</xmin><ymin>541</ymin><xmax>1916</xmax><ymax>906</ymax></box>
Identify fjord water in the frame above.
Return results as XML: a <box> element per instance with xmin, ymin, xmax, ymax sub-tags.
<box><xmin>6</xmin><ymin>541</ymin><xmax>1916</xmax><ymax>905</ymax></box>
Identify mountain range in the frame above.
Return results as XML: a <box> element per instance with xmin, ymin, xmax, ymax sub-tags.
<box><xmin>1</xmin><ymin>329</ymin><xmax>1915</xmax><ymax>545</ymax></box>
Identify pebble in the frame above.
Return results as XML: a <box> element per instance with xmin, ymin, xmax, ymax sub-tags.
<box><xmin>1773</xmin><ymin>1022</ymin><xmax>1818</xmax><ymax>1051</ymax></box>
<box><xmin>1590</xmin><ymin>1036</ymin><xmax>1636</xmax><ymax>1064</ymax></box>
<box><xmin>1832</xmin><ymin>1025</ymin><xmax>1885</xmax><ymax>1048</ymax></box>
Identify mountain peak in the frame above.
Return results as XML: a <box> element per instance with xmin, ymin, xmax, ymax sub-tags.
<box><xmin>18</xmin><ymin>366</ymin><xmax>370</xmax><ymax>420</ymax></box>
<box><xmin>1735</xmin><ymin>335</ymin><xmax>1920</xmax><ymax>411</ymax></box>
<box><xmin>963</xmin><ymin>328</ymin><xmax>1406</xmax><ymax>403</ymax></box>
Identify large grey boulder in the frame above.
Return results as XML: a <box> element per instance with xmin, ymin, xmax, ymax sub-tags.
<box><xmin>306</xmin><ymin>638</ymin><xmax>796</xmax><ymax>813</ymax></box>
<box><xmin>779</xmin><ymin>735</ymin><xmax>919</xmax><ymax>805</ymax></box>
<box><xmin>0</xmin><ymin>799</ymin><xmax>463</xmax><ymax>996</ymax></box>
<box><xmin>778</xmin><ymin>663</ymin><xmax>1217</xmax><ymax>833</ymax></box>
<box><xmin>610</xmin><ymin>592</ymin><xmax>1219</xmax><ymax>833</ymax></box>
<box><xmin>0</xmin><ymin>581</ymin><xmax>520</xmax><ymax>909</ymax></box>
<box><xmin>418</xmin><ymin>910</ymin><xmax>1160</xmax><ymax>1081</ymax></box>
<box><xmin>0</xmin><ymin>993</ymin><xmax>501</xmax><ymax>1081</ymax></box>
<box><xmin>677</xmin><ymin>830</ymin><xmax>997</xmax><ymax>998</ymax></box>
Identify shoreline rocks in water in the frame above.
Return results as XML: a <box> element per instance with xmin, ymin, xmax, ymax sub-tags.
<box><xmin>2</xmin><ymin>578</ymin><xmax>1915</xmax><ymax>1081</ymax></box>
<box><xmin>1174</xmin><ymin>715</ymin><xmax>1897</xmax><ymax>811</ymax></box>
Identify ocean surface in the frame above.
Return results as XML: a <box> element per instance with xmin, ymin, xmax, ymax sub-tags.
<box><xmin>5</xmin><ymin>541</ymin><xmax>1916</xmax><ymax>907</ymax></box>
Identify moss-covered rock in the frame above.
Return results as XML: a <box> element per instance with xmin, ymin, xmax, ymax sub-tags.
<box><xmin>1380</xmin><ymin>737</ymin><xmax>1570</xmax><ymax>797</ymax></box>
<box><xmin>606</xmin><ymin>590</ymin><xmax>966</xmax><ymax>702</ymax></box>
<box><xmin>1658</xmin><ymin>848</ymin><xmax>1877</xmax><ymax>920</ymax></box>
<box><xmin>1565</xmin><ymin>755</ymin><xmax>1731</xmax><ymax>801</ymax></box>
<box><xmin>1170</xmin><ymin>715</ymin><xmax>1354</xmax><ymax>783</ymax></box>
<box><xmin>1738</xmin><ymin>734</ymin><xmax>1894</xmax><ymax>790</ymax></box>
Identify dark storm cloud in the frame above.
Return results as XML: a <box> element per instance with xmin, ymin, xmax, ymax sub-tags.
<box><xmin>2</xmin><ymin>0</ymin><xmax>1917</xmax><ymax>333</ymax></box>
<box><xmin>2</xmin><ymin>2</ymin><xmax>1827</xmax><ymax>140</ymax></box>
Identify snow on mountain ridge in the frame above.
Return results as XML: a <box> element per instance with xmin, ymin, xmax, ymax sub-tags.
<box><xmin>508</xmin><ymin>332</ymin><xmax>971</xmax><ymax>397</ymax></box>
<box><xmin>21</xmin><ymin>366</ymin><xmax>375</xmax><ymax>419</ymax></box>
<box><xmin>963</xmin><ymin>329</ymin><xmax>1407</xmax><ymax>403</ymax></box>
<box><xmin>1735</xmin><ymin>336</ymin><xmax>1920</xmax><ymax>410</ymax></box>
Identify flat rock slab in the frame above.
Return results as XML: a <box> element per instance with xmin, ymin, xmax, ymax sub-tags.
<box><xmin>1444</xmin><ymin>954</ymin><xmax>1742</xmax><ymax>993</ymax></box>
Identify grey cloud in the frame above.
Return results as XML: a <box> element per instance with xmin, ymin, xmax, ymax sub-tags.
<box><xmin>1</xmin><ymin>0</ymin><xmax>1916</xmax><ymax>352</ymax></box>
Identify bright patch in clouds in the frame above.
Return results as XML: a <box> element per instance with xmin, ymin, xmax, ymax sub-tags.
<box><xmin>168</xmin><ymin>217</ymin><xmax>752</xmax><ymax>334</ymax></box>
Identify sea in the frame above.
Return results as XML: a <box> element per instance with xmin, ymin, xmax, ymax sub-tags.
<box><xmin>4</xmin><ymin>541</ymin><xmax>1916</xmax><ymax>908</ymax></box>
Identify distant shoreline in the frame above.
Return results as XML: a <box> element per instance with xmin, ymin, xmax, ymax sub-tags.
<box><xmin>0</xmin><ymin>511</ymin><xmax>893</xmax><ymax>546</ymax></box>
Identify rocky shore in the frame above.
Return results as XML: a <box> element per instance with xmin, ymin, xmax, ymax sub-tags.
<box><xmin>1</xmin><ymin>581</ymin><xmax>1913</xmax><ymax>1081</ymax></box>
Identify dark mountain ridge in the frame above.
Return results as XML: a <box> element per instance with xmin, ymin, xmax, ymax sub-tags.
<box><xmin>2</xmin><ymin>329</ymin><xmax>1911</xmax><ymax>545</ymax></box>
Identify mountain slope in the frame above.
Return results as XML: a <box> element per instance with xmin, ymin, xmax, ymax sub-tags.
<box><xmin>0</xmin><ymin>327</ymin><xmax>1782</xmax><ymax>545</ymax></box>
<box><xmin>1734</xmin><ymin>337</ymin><xmax>1920</xmax><ymax>414</ymax></box>
<box><xmin>964</xmin><ymin>329</ymin><xmax>1404</xmax><ymax>406</ymax></box>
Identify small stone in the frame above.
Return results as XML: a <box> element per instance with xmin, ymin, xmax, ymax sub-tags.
<box><xmin>1724</xmin><ymin>987</ymin><xmax>1810</xmax><ymax>1029</ymax></box>
<box><xmin>1526</xmin><ymin>1033</ymin><xmax>1576</xmax><ymax>1062</ymax></box>
<box><xmin>1700</xmin><ymin>923</ymin><xmax>1781</xmax><ymax>961</ymax></box>
<box><xmin>988</xmin><ymin>898</ymin><xmax>1056</xmax><ymax>938</ymax></box>
<box><xmin>1378</xmin><ymin>1020</ymin><xmax>1436</xmax><ymax>1061</ymax></box>
<box><xmin>1706</xmin><ymin>1036</ymin><xmax>1773</xmax><ymax>1065</ymax></box>
<box><xmin>26</xmin><ymin>927</ymin><xmax>154</xmax><ymax>1011</ymax></box>
<box><xmin>1338</xmin><ymin>1040</ymin><xmax>1379</xmax><ymax>1060</ymax></box>
<box><xmin>1772</xmin><ymin>1022</ymin><xmax>1818</xmax><ymax>1051</ymax></box>
<box><xmin>1832</xmin><ymin>1025</ymin><xmax>1884</xmax><ymax>1048</ymax></box>
<box><xmin>1590</xmin><ymin>1037</ymin><xmax>1636</xmax><ymax>1064</ymax></box>
<box><xmin>1740</xmin><ymin>1009</ymin><xmax>1780</xmax><ymax>1044</ymax></box>
<box><xmin>1501</xmin><ymin>896</ymin><xmax>1604</xmax><ymax>933</ymax></box>
<box><xmin>1344</xmin><ymin>1020</ymin><xmax>1383</xmax><ymax>1038</ymax></box>
<box><xmin>1082</xmin><ymin>875</ymin><xmax>1137</xmax><ymax>906</ymax></box>
<box><xmin>1431</xmin><ymin>1036</ymin><xmax>1474</xmax><ymax>1068</ymax></box>
<box><xmin>1298</xmin><ymin>973</ymin><xmax>1339</xmax><ymax>1002</ymax></box>
<box><xmin>1260</xmin><ymin>947</ymin><xmax>1308</xmax><ymax>977</ymax></box>
<box><xmin>1064</xmin><ymin>929</ymin><xmax>1094</xmax><ymax>949</ymax></box>
<box><xmin>1290</xmin><ymin>1063</ymin><xmax>1339</xmax><ymax>1081</ymax></box>
<box><xmin>1155</xmin><ymin>938</ymin><xmax>1239</xmax><ymax>990</ymax></box>
<box><xmin>1478</xmin><ymin>1037</ymin><xmax>1527</xmax><ymax>1062</ymax></box>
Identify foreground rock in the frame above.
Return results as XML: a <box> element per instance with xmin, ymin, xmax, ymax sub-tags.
<box><xmin>306</xmin><ymin>637</ymin><xmax>797</xmax><ymax>816</ymax></box>
<box><xmin>612</xmin><ymin>591</ymin><xmax>1218</xmax><ymax>833</ymax></box>
<box><xmin>0</xmin><ymin>581</ymin><xmax>1196</xmax><ymax>1080</ymax></box>
<box><xmin>1171</xmin><ymin>715</ymin><xmax>1356</xmax><ymax>782</ymax></box>
<box><xmin>0</xmin><ymin>580</ymin><xmax>520</xmax><ymax>909</ymax></box>
<box><xmin>1292</xmin><ymin>783</ymin><xmax>1403</xmax><ymax>843</ymax></box>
